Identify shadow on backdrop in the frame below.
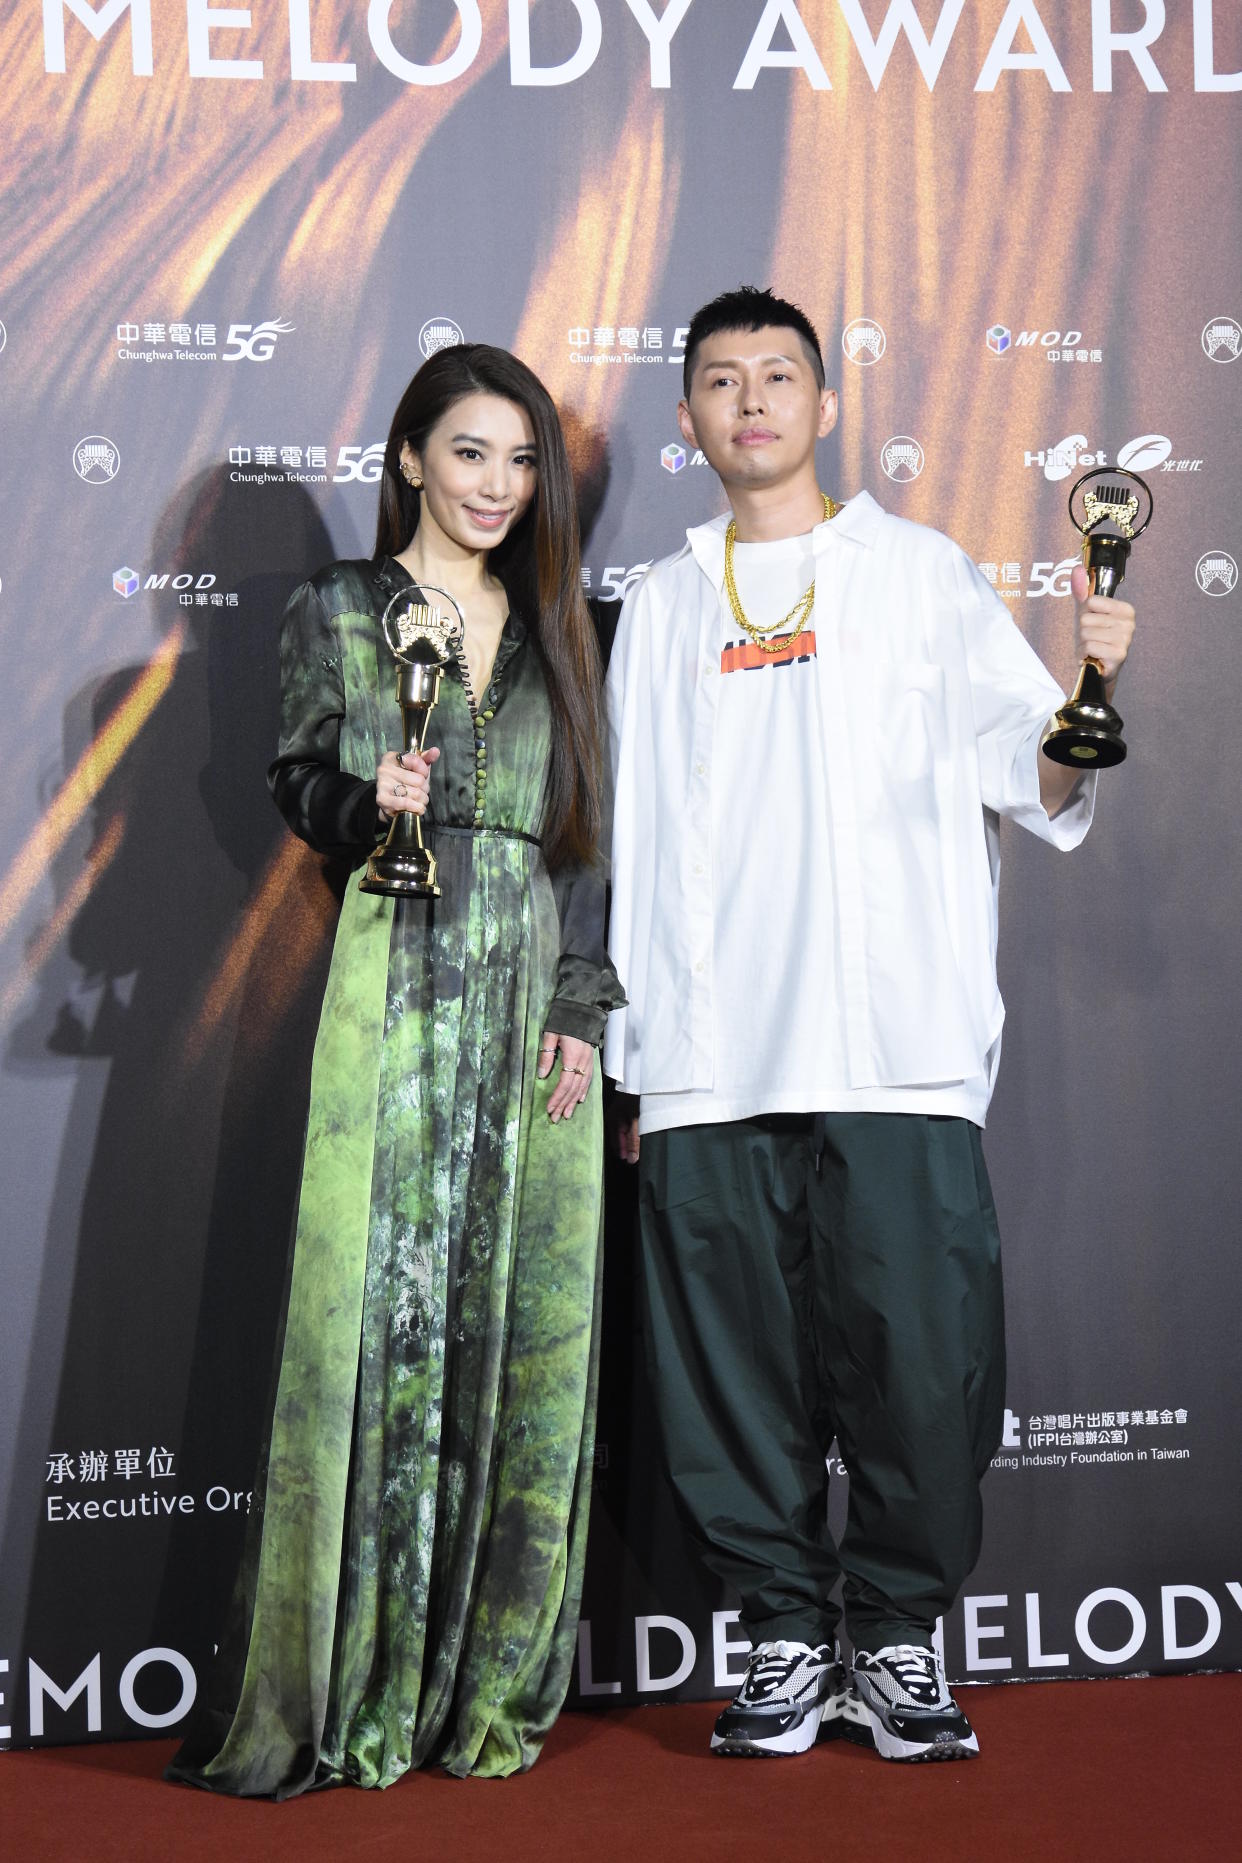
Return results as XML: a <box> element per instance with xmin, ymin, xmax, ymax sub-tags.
<box><xmin>2</xmin><ymin>469</ymin><xmax>347</xmax><ymax>1735</ymax></box>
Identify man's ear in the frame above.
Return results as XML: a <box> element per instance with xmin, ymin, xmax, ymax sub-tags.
<box><xmin>817</xmin><ymin>388</ymin><xmax>839</xmax><ymax>442</ymax></box>
<box><xmin>677</xmin><ymin>400</ymin><xmax>697</xmax><ymax>447</ymax></box>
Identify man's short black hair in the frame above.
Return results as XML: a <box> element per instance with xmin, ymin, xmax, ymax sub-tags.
<box><xmin>683</xmin><ymin>286</ymin><xmax>825</xmax><ymax>399</ymax></box>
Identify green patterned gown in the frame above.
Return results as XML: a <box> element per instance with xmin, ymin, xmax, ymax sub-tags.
<box><xmin>170</xmin><ymin>558</ymin><xmax>623</xmax><ymax>1794</ymax></box>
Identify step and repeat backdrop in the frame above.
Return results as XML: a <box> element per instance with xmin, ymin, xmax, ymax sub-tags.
<box><xmin>1</xmin><ymin>2</ymin><xmax>1240</xmax><ymax>1746</ymax></box>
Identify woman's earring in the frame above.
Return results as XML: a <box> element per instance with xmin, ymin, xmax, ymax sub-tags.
<box><xmin>401</xmin><ymin>462</ymin><xmax>423</xmax><ymax>489</ymax></box>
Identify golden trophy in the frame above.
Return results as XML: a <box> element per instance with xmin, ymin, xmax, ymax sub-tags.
<box><xmin>1042</xmin><ymin>467</ymin><xmax>1153</xmax><ymax>769</ymax></box>
<box><xmin>359</xmin><ymin>586</ymin><xmax>464</xmax><ymax>898</ymax></box>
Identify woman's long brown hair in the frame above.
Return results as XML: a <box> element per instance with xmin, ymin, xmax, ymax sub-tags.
<box><xmin>375</xmin><ymin>344</ymin><xmax>602</xmax><ymax>870</ymax></box>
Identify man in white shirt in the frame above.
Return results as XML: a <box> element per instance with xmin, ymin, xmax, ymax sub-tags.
<box><xmin>604</xmin><ymin>287</ymin><xmax>1135</xmax><ymax>1763</ymax></box>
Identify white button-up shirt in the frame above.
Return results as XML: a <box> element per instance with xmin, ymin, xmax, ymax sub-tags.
<box><xmin>602</xmin><ymin>490</ymin><xmax>1095</xmax><ymax>1128</ymax></box>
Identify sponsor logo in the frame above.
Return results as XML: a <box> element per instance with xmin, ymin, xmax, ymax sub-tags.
<box><xmin>842</xmin><ymin>318</ymin><xmax>886</xmax><ymax>366</ymax></box>
<box><xmin>661</xmin><ymin>443</ymin><xmax>686</xmax><ymax>474</ymax></box>
<box><xmin>985</xmin><ymin>1402</ymin><xmax>1190</xmax><ymax>1461</ymax></box>
<box><xmin>1115</xmin><ymin>434</ymin><xmax>1203</xmax><ymax>475</ymax></box>
<box><xmin>1196</xmin><ymin>552</ymin><xmax>1237</xmax><ymax>596</ymax></box>
<box><xmin>110</xmin><ymin>568</ymin><xmax>236</xmax><ymax>606</ymax></box>
<box><xmin>991</xmin><ymin>325</ymin><xmax>1102</xmax><ymax>364</ymax></box>
<box><xmin>1202</xmin><ymin>318</ymin><xmax>1241</xmax><ymax>362</ymax></box>
<box><xmin>569</xmin><ymin>323</ymin><xmax>687</xmax><ymax>367</ymax></box>
<box><xmin>221</xmin><ymin>319</ymin><xmax>294</xmax><ymax>362</ymax></box>
<box><xmin>979</xmin><ymin>559</ymin><xmax>1080</xmax><ymax>601</ymax></box>
<box><xmin>1117</xmin><ymin>434</ymin><xmax>1172</xmax><ymax>471</ymax></box>
<box><xmin>111</xmin><ymin>567</ymin><xmax>222</xmax><ymax>594</ymax></box>
<box><xmin>333</xmin><ymin>443</ymin><xmax>387</xmax><ymax>483</ymax></box>
<box><xmin>226</xmin><ymin>442</ymin><xmax>386</xmax><ymax>486</ymax></box>
<box><xmin>1023</xmin><ymin>435</ymin><xmax>1106</xmax><ymax>482</ymax></box>
<box><xmin>419</xmin><ymin>316</ymin><xmax>464</xmax><ymax>359</ymax></box>
<box><xmin>114</xmin><ymin>318</ymin><xmax>292</xmax><ymax>362</ymax></box>
<box><xmin>74</xmin><ymin>436</ymin><xmax>120</xmax><ymax>483</ymax></box>
<box><xmin>582</xmin><ymin>562</ymin><xmax>651</xmax><ymax>600</ymax></box>
<box><xmin>881</xmin><ymin>436</ymin><xmax>924</xmax><ymax>482</ymax></box>
<box><xmin>1024</xmin><ymin>432</ymin><xmax>1202</xmax><ymax>483</ymax></box>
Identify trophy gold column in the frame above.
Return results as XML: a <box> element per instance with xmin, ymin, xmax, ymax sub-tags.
<box><xmin>359</xmin><ymin>587</ymin><xmax>464</xmax><ymax>898</ymax></box>
<box><xmin>1042</xmin><ymin>467</ymin><xmax>1153</xmax><ymax>770</ymax></box>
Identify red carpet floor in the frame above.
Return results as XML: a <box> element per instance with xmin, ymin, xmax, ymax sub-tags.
<box><xmin>3</xmin><ymin>1676</ymin><xmax>1239</xmax><ymax>1863</ymax></box>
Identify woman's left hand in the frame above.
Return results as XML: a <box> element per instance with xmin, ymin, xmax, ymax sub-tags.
<box><xmin>538</xmin><ymin>1031</ymin><xmax>595</xmax><ymax>1122</ymax></box>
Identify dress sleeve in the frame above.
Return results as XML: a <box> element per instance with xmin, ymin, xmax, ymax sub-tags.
<box><xmin>954</xmin><ymin>547</ymin><xmax>1096</xmax><ymax>850</ymax></box>
<box><xmin>266</xmin><ymin>577</ymin><xmax>385</xmax><ymax>861</ymax></box>
<box><xmin>543</xmin><ymin>852</ymin><xmax>628</xmax><ymax>1047</ymax></box>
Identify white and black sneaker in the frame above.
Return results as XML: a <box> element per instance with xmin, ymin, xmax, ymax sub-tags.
<box><xmin>852</xmin><ymin>1644</ymin><xmax>979</xmax><ymax>1762</ymax></box>
<box><xmin>711</xmin><ymin>1640</ymin><xmax>843</xmax><ymax>1757</ymax></box>
<box><xmin>818</xmin><ymin>1665</ymin><xmax>875</xmax><ymax>1750</ymax></box>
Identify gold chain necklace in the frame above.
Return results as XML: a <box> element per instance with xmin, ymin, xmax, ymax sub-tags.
<box><xmin>723</xmin><ymin>492</ymin><xmax>840</xmax><ymax>654</ymax></box>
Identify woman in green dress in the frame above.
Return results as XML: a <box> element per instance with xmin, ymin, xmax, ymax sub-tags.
<box><xmin>170</xmin><ymin>344</ymin><xmax>623</xmax><ymax>1794</ymax></box>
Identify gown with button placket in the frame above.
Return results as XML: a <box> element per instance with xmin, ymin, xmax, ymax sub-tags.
<box><xmin>169</xmin><ymin>557</ymin><xmax>622</xmax><ymax>1794</ymax></box>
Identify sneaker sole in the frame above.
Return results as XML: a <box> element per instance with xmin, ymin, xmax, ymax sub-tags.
<box><xmin>861</xmin><ymin>1707</ymin><xmax>980</xmax><ymax>1763</ymax></box>
<box><xmin>710</xmin><ymin>1710</ymin><xmax>823</xmax><ymax>1758</ymax></box>
<box><xmin>817</xmin><ymin>1686</ymin><xmax>876</xmax><ymax>1750</ymax></box>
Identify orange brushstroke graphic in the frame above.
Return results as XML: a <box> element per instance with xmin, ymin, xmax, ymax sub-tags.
<box><xmin>513</xmin><ymin>84</ymin><xmax>680</xmax><ymax>429</ymax></box>
<box><xmin>1</xmin><ymin>4</ymin><xmax>347</xmax><ymax>400</ymax></box>
<box><xmin>0</xmin><ymin>626</ymin><xmax>182</xmax><ymax>944</ymax></box>
<box><xmin>0</xmin><ymin>1</ymin><xmax>529</xmax><ymax>410</ymax></box>
<box><xmin>181</xmin><ymin>836</ymin><xmax>308</xmax><ymax>1069</ymax></box>
<box><xmin>280</xmin><ymin>0</ymin><xmax>516</xmax><ymax>298</ymax></box>
<box><xmin>0</xmin><ymin>813</ymin><xmax>126</xmax><ymax>1026</ymax></box>
<box><xmin>764</xmin><ymin>0</ymin><xmax>1125</xmax><ymax>571</ymax></box>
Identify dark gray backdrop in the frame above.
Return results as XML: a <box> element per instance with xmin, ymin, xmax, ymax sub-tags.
<box><xmin>1</xmin><ymin>1</ymin><xmax>1239</xmax><ymax>1745</ymax></box>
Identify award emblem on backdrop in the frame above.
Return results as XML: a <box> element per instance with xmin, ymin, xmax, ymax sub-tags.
<box><xmin>359</xmin><ymin>586</ymin><xmax>464</xmax><ymax>898</ymax></box>
<box><xmin>1042</xmin><ymin>467</ymin><xmax>1153</xmax><ymax>769</ymax></box>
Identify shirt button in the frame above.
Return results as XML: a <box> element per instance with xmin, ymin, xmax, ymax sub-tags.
<box><xmin>695</xmin><ymin>761</ymin><xmax>706</xmax><ymax>776</ymax></box>
<box><xmin>694</xmin><ymin>959</ymin><xmax>705</xmax><ymax>974</ymax></box>
<box><xmin>693</xmin><ymin>862</ymin><xmax>704</xmax><ymax>876</ymax></box>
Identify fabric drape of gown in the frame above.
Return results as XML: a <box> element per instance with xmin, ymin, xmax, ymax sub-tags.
<box><xmin>168</xmin><ymin>558</ymin><xmax>623</xmax><ymax>1795</ymax></box>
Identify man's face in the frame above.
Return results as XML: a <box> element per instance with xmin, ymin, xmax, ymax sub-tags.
<box><xmin>679</xmin><ymin>325</ymin><xmax>837</xmax><ymax>489</ymax></box>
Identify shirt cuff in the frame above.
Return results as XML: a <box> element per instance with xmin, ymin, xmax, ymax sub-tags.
<box><xmin>1042</xmin><ymin>764</ymin><xmax>1097</xmax><ymax>848</ymax></box>
<box><xmin>542</xmin><ymin>998</ymin><xmax>609</xmax><ymax>1048</ymax></box>
<box><xmin>1007</xmin><ymin>721</ymin><xmax>1098</xmax><ymax>849</ymax></box>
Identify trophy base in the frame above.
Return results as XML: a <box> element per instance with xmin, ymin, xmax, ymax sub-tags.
<box><xmin>358</xmin><ymin>848</ymin><xmax>440</xmax><ymax>897</ymax></box>
<box><xmin>1041</xmin><ymin>722</ymin><xmax>1127</xmax><ymax>769</ymax></box>
<box><xmin>1041</xmin><ymin>659</ymin><xmax>1126</xmax><ymax>769</ymax></box>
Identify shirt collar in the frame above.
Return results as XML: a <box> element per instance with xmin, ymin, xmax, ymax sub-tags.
<box><xmin>685</xmin><ymin>489</ymin><xmax>885</xmax><ymax>585</ymax></box>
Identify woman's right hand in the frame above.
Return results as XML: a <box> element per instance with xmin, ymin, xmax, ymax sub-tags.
<box><xmin>376</xmin><ymin>747</ymin><xmax>439</xmax><ymax>820</ymax></box>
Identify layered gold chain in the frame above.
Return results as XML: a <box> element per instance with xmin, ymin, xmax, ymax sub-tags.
<box><xmin>722</xmin><ymin>492</ymin><xmax>840</xmax><ymax>654</ymax></box>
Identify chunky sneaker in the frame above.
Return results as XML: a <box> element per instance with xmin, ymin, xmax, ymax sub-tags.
<box><xmin>817</xmin><ymin>1666</ymin><xmax>875</xmax><ymax>1750</ymax></box>
<box><xmin>711</xmin><ymin>1640</ymin><xmax>842</xmax><ymax>1757</ymax></box>
<box><xmin>851</xmin><ymin>1644</ymin><xmax>980</xmax><ymax>1762</ymax></box>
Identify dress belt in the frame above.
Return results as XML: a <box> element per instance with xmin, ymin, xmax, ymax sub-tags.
<box><xmin>434</xmin><ymin>824</ymin><xmax>543</xmax><ymax>847</ymax></box>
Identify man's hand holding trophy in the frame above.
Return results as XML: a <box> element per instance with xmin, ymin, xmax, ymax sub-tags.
<box><xmin>1042</xmin><ymin>467</ymin><xmax>1151</xmax><ymax>770</ymax></box>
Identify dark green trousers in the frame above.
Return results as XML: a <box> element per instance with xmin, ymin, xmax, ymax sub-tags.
<box><xmin>637</xmin><ymin>1112</ymin><xmax>1005</xmax><ymax>1652</ymax></box>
